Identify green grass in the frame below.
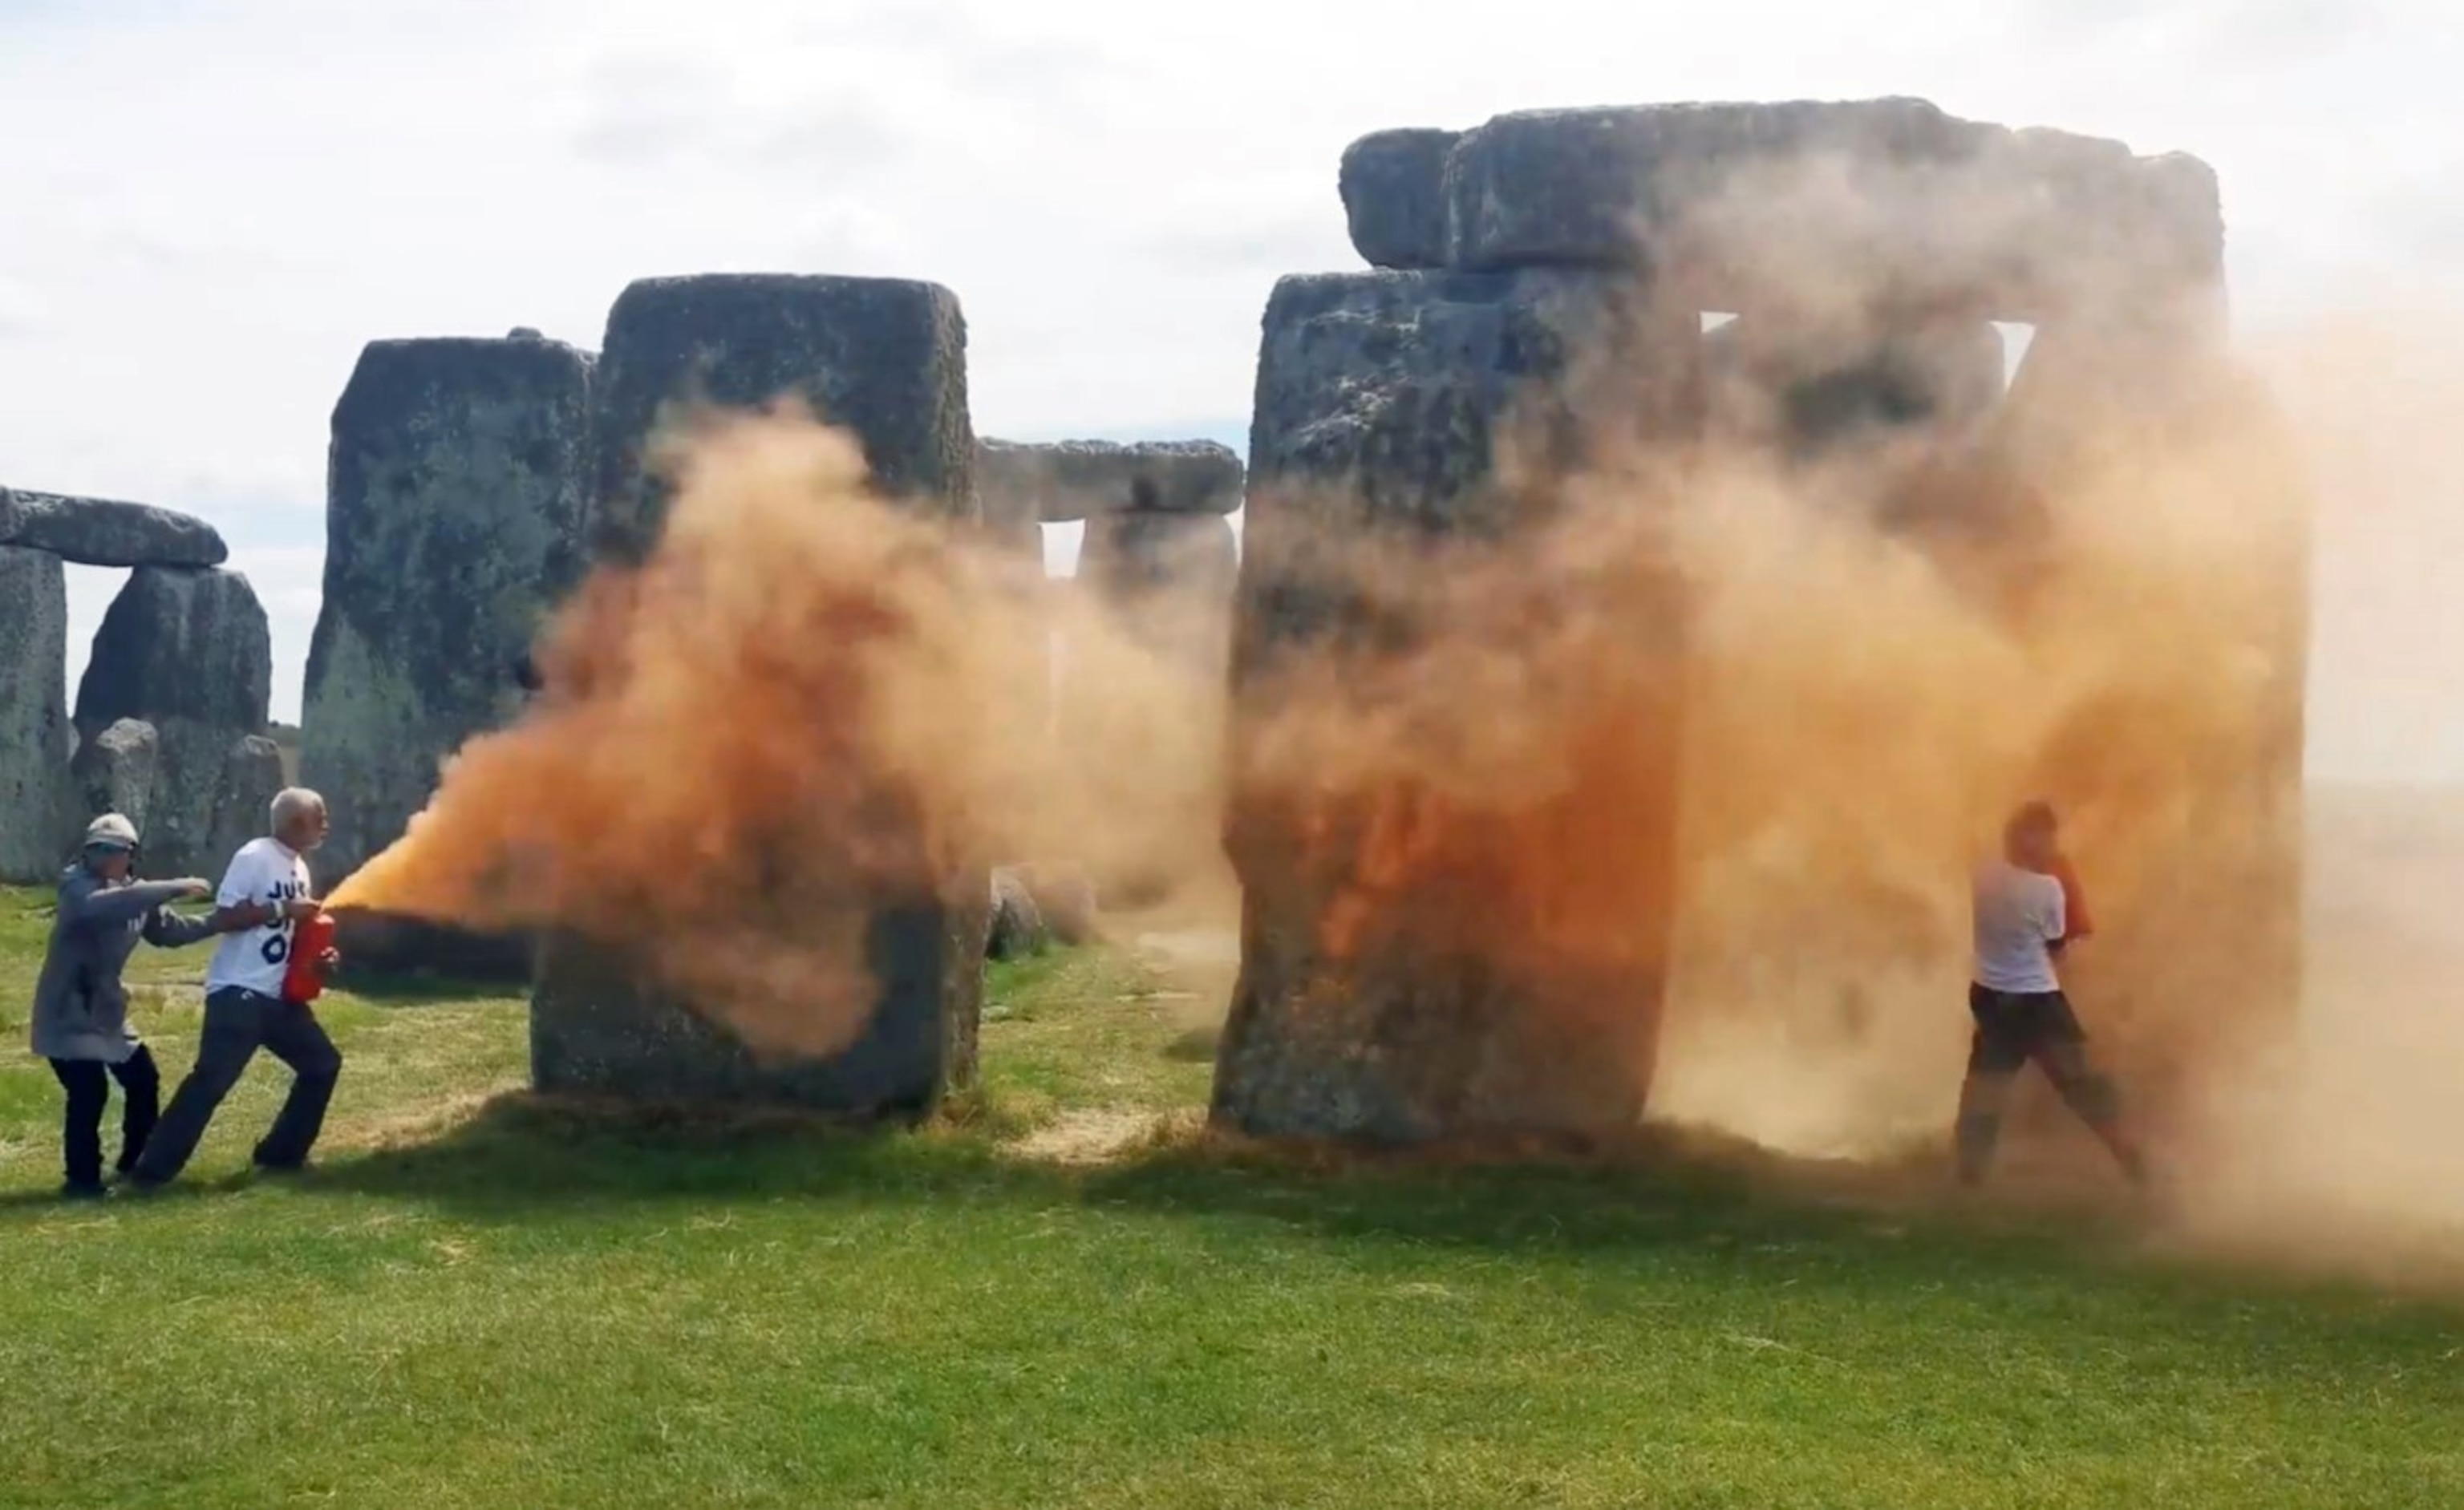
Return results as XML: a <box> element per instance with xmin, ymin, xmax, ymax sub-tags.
<box><xmin>1</xmin><ymin>885</ymin><xmax>2459</xmax><ymax>1508</ymax></box>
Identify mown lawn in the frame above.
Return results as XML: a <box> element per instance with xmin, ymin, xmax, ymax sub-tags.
<box><xmin>0</xmin><ymin>884</ymin><xmax>2458</xmax><ymax>1508</ymax></box>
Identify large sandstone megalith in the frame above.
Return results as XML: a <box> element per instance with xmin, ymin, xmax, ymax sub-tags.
<box><xmin>71</xmin><ymin>566</ymin><xmax>276</xmax><ymax>879</ymax></box>
<box><xmin>69</xmin><ymin>719</ymin><xmax>161</xmax><ymax>841</ymax></box>
<box><xmin>532</xmin><ymin>273</ymin><xmax>984</xmax><ymax>1118</ymax></box>
<box><xmin>0</xmin><ymin>545</ymin><xmax>73</xmax><ymax>882</ymax></box>
<box><xmin>1281</xmin><ymin>97</ymin><xmax>2290</xmax><ymax>1151</ymax></box>
<box><xmin>301</xmin><ymin>331</ymin><xmax>595</xmax><ymax>977</ymax></box>
<box><xmin>1078</xmin><ymin>508</ymin><xmax>1239</xmax><ymax>672</ymax></box>
<box><xmin>300</xmin><ymin>331</ymin><xmax>595</xmax><ymax>974</ymax></box>
<box><xmin>1213</xmin><ymin>267</ymin><xmax>1700</xmax><ymax>1144</ymax></box>
<box><xmin>588</xmin><ymin>273</ymin><xmax>976</xmax><ymax>564</ymax></box>
<box><xmin>975</xmin><ymin>437</ymin><xmax>1247</xmax><ymax>913</ymax></box>
<box><xmin>1215</xmin><ymin>96</ymin><xmax>2281</xmax><ymax>1151</ymax></box>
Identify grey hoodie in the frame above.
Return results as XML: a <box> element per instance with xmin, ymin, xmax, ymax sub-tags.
<box><xmin>28</xmin><ymin>868</ymin><xmax>218</xmax><ymax>1063</ymax></box>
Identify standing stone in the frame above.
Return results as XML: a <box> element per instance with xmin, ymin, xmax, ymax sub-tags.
<box><xmin>0</xmin><ymin>545</ymin><xmax>72</xmax><ymax>883</ymax></box>
<box><xmin>0</xmin><ymin>487</ymin><xmax>229</xmax><ymax>569</ymax></box>
<box><xmin>1213</xmin><ymin>266</ymin><xmax>1700</xmax><ymax>1144</ymax></box>
<box><xmin>985</xmin><ymin>868</ymin><xmax>1048</xmax><ymax>961</ymax></box>
<box><xmin>966</xmin><ymin>465</ymin><xmax>1044</xmax><ymax>559</ymax></box>
<box><xmin>1245</xmin><ymin>269</ymin><xmax>1700</xmax><ymax>534</ymax></box>
<box><xmin>69</xmin><ymin>719</ymin><xmax>162</xmax><ymax>841</ymax></box>
<box><xmin>204</xmin><ymin>734</ymin><xmax>286</xmax><ymax>872</ymax></box>
<box><xmin>969</xmin><ymin>439</ymin><xmax>1053</xmax><ymax>749</ymax></box>
<box><xmin>533</xmin><ymin>272</ymin><xmax>985</xmax><ymax>1117</ymax></box>
<box><xmin>1048</xmin><ymin>466</ymin><xmax>1246</xmax><ymax>917</ymax></box>
<box><xmin>71</xmin><ymin>566</ymin><xmax>273</xmax><ymax>879</ymax></box>
<box><xmin>75</xmin><ymin>567</ymin><xmax>270</xmax><ymax>735</ymax></box>
<box><xmin>300</xmin><ymin>333</ymin><xmax>594</xmax><ymax>975</ymax></box>
<box><xmin>589</xmin><ymin>273</ymin><xmax>976</xmax><ymax>564</ymax></box>
<box><xmin>1018</xmin><ymin>863</ymin><xmax>1097</xmax><ymax>946</ymax></box>
<box><xmin>1080</xmin><ymin>510</ymin><xmax>1240</xmax><ymax>603</ymax></box>
<box><xmin>1079</xmin><ymin>508</ymin><xmax>1239</xmax><ymax>672</ymax></box>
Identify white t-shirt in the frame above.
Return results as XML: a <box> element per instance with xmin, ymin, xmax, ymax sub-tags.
<box><xmin>206</xmin><ymin>837</ymin><xmax>314</xmax><ymax>997</ymax></box>
<box><xmin>1971</xmin><ymin>859</ymin><xmax>2067</xmax><ymax>994</ymax></box>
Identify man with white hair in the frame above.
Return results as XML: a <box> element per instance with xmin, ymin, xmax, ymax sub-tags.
<box><xmin>128</xmin><ymin>788</ymin><xmax>345</xmax><ymax>1189</ymax></box>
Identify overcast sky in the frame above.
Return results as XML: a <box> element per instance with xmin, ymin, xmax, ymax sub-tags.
<box><xmin>2</xmin><ymin>0</ymin><xmax>2459</xmax><ymax>777</ymax></box>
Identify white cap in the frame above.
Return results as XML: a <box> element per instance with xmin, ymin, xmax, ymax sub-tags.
<box><xmin>83</xmin><ymin>813</ymin><xmax>140</xmax><ymax>852</ymax></box>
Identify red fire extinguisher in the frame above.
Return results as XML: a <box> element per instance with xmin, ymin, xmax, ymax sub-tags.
<box><xmin>2049</xmin><ymin>856</ymin><xmax>2094</xmax><ymax>943</ymax></box>
<box><xmin>281</xmin><ymin>909</ymin><xmax>338</xmax><ymax>1005</ymax></box>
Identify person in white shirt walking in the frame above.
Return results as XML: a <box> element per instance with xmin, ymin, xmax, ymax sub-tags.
<box><xmin>1955</xmin><ymin>800</ymin><xmax>2146</xmax><ymax>1188</ymax></box>
<box><xmin>127</xmin><ymin>788</ymin><xmax>345</xmax><ymax>1189</ymax></box>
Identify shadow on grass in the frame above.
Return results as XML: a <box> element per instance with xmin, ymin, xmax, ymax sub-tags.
<box><xmin>0</xmin><ymin>1166</ymin><xmax>265</xmax><ymax>1215</ymax></box>
<box><xmin>335</xmin><ymin>971</ymin><xmax>530</xmax><ymax>1009</ymax></box>
<box><xmin>306</xmin><ymin>1087</ymin><xmax>2150</xmax><ymax>1287</ymax></box>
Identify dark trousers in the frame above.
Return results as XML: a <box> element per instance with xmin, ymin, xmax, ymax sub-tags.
<box><xmin>47</xmin><ymin>1046</ymin><xmax>161</xmax><ymax>1190</ymax></box>
<box><xmin>1955</xmin><ymin>983</ymin><xmax>2142</xmax><ymax>1182</ymax></box>
<box><xmin>132</xmin><ymin>988</ymin><xmax>343</xmax><ymax>1184</ymax></box>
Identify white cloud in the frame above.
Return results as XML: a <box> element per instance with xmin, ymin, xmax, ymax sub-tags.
<box><xmin>0</xmin><ymin>271</ymin><xmax>43</xmax><ymax>339</ymax></box>
<box><xmin>2</xmin><ymin>0</ymin><xmax>2460</xmax><ymax>772</ymax></box>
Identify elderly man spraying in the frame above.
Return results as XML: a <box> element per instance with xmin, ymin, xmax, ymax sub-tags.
<box><xmin>28</xmin><ymin>814</ymin><xmax>275</xmax><ymax>1200</ymax></box>
<box><xmin>128</xmin><ymin>789</ymin><xmax>345</xmax><ymax>1190</ymax></box>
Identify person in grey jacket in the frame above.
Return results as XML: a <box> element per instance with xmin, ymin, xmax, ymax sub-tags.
<box><xmin>29</xmin><ymin>813</ymin><xmax>274</xmax><ymax>1200</ymax></box>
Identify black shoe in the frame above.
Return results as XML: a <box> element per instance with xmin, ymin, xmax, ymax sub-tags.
<box><xmin>252</xmin><ymin>1159</ymin><xmax>312</xmax><ymax>1178</ymax></box>
<box><xmin>59</xmin><ymin>1180</ymin><xmax>110</xmax><ymax>1202</ymax></box>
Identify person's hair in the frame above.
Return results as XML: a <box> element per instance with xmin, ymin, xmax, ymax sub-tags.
<box><xmin>2004</xmin><ymin>800</ymin><xmax>2058</xmax><ymax>849</ymax></box>
<box><xmin>270</xmin><ymin>787</ymin><xmax>326</xmax><ymax>832</ymax></box>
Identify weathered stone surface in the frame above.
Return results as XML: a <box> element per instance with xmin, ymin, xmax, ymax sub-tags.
<box><xmin>0</xmin><ymin>487</ymin><xmax>228</xmax><ymax>569</ymax></box>
<box><xmin>85</xmin><ymin>721</ymin><xmax>279</xmax><ymax>880</ymax></box>
<box><xmin>58</xmin><ymin>718</ymin><xmax>280</xmax><ymax>881</ymax></box>
<box><xmin>1703</xmin><ymin>315</ymin><xmax>2005</xmax><ymax>458</ymax></box>
<box><xmin>1442</xmin><ymin>99</ymin><xmax>1979</xmax><ymax>271</ymax></box>
<box><xmin>206</xmin><ymin>733</ymin><xmax>286</xmax><ymax>869</ymax></box>
<box><xmin>1246</xmin><ymin>269</ymin><xmax>1701</xmax><ymax>540</ymax></box>
<box><xmin>68</xmin><ymin>719</ymin><xmax>161</xmax><ymax>842</ymax></box>
<box><xmin>1213</xmin><ymin>267</ymin><xmax>1696</xmax><ymax>1144</ymax></box>
<box><xmin>64</xmin><ymin>568</ymin><xmax>274</xmax><ymax>879</ymax></box>
<box><xmin>986</xmin><ymin>868</ymin><xmax>1048</xmax><ymax>961</ymax></box>
<box><xmin>1080</xmin><ymin>511</ymin><xmax>1239</xmax><ymax>603</ymax></box>
<box><xmin>590</xmin><ymin>273</ymin><xmax>975</xmax><ymax>564</ymax></box>
<box><xmin>0</xmin><ymin>545</ymin><xmax>73</xmax><ymax>883</ymax></box>
<box><xmin>75</xmin><ymin>567</ymin><xmax>271</xmax><ymax>736</ymax></box>
<box><xmin>1339</xmin><ymin>99</ymin><xmax>2223</xmax><ymax>319</ymax></box>
<box><xmin>1339</xmin><ymin>128</ymin><xmax>1459</xmax><ymax>271</ymax></box>
<box><xmin>537</xmin><ymin>271</ymin><xmax>986</xmax><ymax>1115</ymax></box>
<box><xmin>301</xmin><ymin>334</ymin><xmax>594</xmax><ymax>889</ymax></box>
<box><xmin>972</xmin><ymin>459</ymin><xmax>1046</xmax><ymax>561</ymax></box>
<box><xmin>330</xmin><ymin>912</ymin><xmax>532</xmax><ymax>982</ymax></box>
<box><xmin>532</xmin><ymin>893</ymin><xmax>983</xmax><ymax>1116</ymax></box>
<box><xmin>1080</xmin><ymin>511</ymin><xmax>1239</xmax><ymax>674</ymax></box>
<box><xmin>976</xmin><ymin>439</ymin><xmax>1243</xmax><ymax>523</ymax></box>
